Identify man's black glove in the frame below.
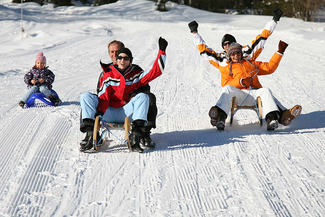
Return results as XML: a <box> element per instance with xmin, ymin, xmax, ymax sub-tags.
<box><xmin>188</xmin><ymin>20</ymin><xmax>198</xmax><ymax>33</ymax></box>
<box><xmin>95</xmin><ymin>111</ymin><xmax>104</xmax><ymax>117</ymax></box>
<box><xmin>159</xmin><ymin>37</ymin><xmax>168</xmax><ymax>51</ymax></box>
<box><xmin>273</xmin><ymin>8</ymin><xmax>283</xmax><ymax>22</ymax></box>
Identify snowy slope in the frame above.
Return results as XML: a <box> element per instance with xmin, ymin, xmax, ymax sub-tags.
<box><xmin>0</xmin><ymin>1</ymin><xmax>325</xmax><ymax>216</ymax></box>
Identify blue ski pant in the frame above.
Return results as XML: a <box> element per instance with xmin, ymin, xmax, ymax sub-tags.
<box><xmin>80</xmin><ymin>92</ymin><xmax>149</xmax><ymax>123</ymax></box>
<box><xmin>21</xmin><ymin>85</ymin><xmax>52</xmax><ymax>103</ymax></box>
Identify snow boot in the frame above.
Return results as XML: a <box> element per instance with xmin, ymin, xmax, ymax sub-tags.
<box><xmin>80</xmin><ymin>131</ymin><xmax>93</xmax><ymax>152</ymax></box>
<box><xmin>266</xmin><ymin>111</ymin><xmax>280</xmax><ymax>131</ymax></box>
<box><xmin>141</xmin><ymin>132</ymin><xmax>156</xmax><ymax>149</ymax></box>
<box><xmin>139</xmin><ymin>126</ymin><xmax>155</xmax><ymax>149</ymax></box>
<box><xmin>280</xmin><ymin>105</ymin><xmax>302</xmax><ymax>126</ymax></box>
<box><xmin>129</xmin><ymin>120</ymin><xmax>145</xmax><ymax>153</ymax></box>
<box><xmin>49</xmin><ymin>95</ymin><xmax>62</xmax><ymax>106</ymax></box>
<box><xmin>80</xmin><ymin>118</ymin><xmax>94</xmax><ymax>133</ymax></box>
<box><xmin>19</xmin><ymin>101</ymin><xmax>25</xmax><ymax>108</ymax></box>
<box><xmin>209</xmin><ymin>106</ymin><xmax>227</xmax><ymax>131</ymax></box>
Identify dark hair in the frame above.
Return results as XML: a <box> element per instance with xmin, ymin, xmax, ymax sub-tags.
<box><xmin>108</xmin><ymin>40</ymin><xmax>125</xmax><ymax>51</ymax></box>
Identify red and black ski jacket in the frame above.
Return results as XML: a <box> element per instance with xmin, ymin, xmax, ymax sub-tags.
<box><xmin>97</xmin><ymin>50</ymin><xmax>166</xmax><ymax>114</ymax></box>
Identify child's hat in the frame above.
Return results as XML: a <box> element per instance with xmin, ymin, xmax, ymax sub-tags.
<box><xmin>35</xmin><ymin>52</ymin><xmax>46</xmax><ymax>63</ymax></box>
<box><xmin>227</xmin><ymin>43</ymin><xmax>242</xmax><ymax>56</ymax></box>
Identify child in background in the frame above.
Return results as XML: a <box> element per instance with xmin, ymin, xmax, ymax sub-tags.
<box><xmin>19</xmin><ymin>52</ymin><xmax>61</xmax><ymax>108</ymax></box>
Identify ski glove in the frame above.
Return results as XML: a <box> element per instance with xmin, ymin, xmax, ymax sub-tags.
<box><xmin>95</xmin><ymin>111</ymin><xmax>104</xmax><ymax>117</ymax></box>
<box><xmin>159</xmin><ymin>37</ymin><xmax>168</xmax><ymax>51</ymax></box>
<box><xmin>188</xmin><ymin>20</ymin><xmax>198</xmax><ymax>33</ymax></box>
<box><xmin>240</xmin><ymin>77</ymin><xmax>253</xmax><ymax>88</ymax></box>
<box><xmin>273</xmin><ymin>8</ymin><xmax>283</xmax><ymax>22</ymax></box>
<box><xmin>278</xmin><ymin>40</ymin><xmax>288</xmax><ymax>54</ymax></box>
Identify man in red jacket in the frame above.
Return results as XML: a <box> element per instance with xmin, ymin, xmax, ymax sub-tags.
<box><xmin>95</xmin><ymin>40</ymin><xmax>158</xmax><ymax>149</ymax></box>
<box><xmin>79</xmin><ymin>37</ymin><xmax>168</xmax><ymax>152</ymax></box>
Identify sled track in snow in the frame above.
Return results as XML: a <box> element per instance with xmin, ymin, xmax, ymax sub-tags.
<box><xmin>7</xmin><ymin>117</ymin><xmax>71</xmax><ymax>217</ymax></box>
<box><xmin>235</xmin><ymin>133</ymin><xmax>325</xmax><ymax>217</ymax></box>
<box><xmin>64</xmin><ymin>152</ymin><xmax>135</xmax><ymax>216</ymax></box>
<box><xmin>0</xmin><ymin>109</ymin><xmax>46</xmax><ymax>200</ymax></box>
<box><xmin>235</xmin><ymin>136</ymin><xmax>293</xmax><ymax>217</ymax></box>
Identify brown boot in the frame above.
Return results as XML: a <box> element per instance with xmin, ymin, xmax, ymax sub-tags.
<box><xmin>280</xmin><ymin>105</ymin><xmax>302</xmax><ymax>126</ymax></box>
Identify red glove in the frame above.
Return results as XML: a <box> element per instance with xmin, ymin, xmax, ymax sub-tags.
<box><xmin>278</xmin><ymin>40</ymin><xmax>288</xmax><ymax>54</ymax></box>
<box><xmin>241</xmin><ymin>77</ymin><xmax>252</xmax><ymax>88</ymax></box>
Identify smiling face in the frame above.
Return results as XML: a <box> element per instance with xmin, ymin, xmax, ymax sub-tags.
<box><xmin>117</xmin><ymin>53</ymin><xmax>131</xmax><ymax>70</ymax></box>
<box><xmin>108</xmin><ymin>43</ymin><xmax>121</xmax><ymax>65</ymax></box>
<box><xmin>230</xmin><ymin>51</ymin><xmax>242</xmax><ymax>63</ymax></box>
<box><xmin>222</xmin><ymin>41</ymin><xmax>231</xmax><ymax>52</ymax></box>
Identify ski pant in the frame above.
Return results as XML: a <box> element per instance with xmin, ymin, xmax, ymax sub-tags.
<box><xmin>146</xmin><ymin>92</ymin><xmax>157</xmax><ymax>129</ymax></box>
<box><xmin>21</xmin><ymin>85</ymin><xmax>52</xmax><ymax>103</ymax></box>
<box><xmin>215</xmin><ymin>85</ymin><xmax>279</xmax><ymax>118</ymax></box>
<box><xmin>273</xmin><ymin>95</ymin><xmax>287</xmax><ymax>112</ymax></box>
<box><xmin>80</xmin><ymin>91</ymin><xmax>149</xmax><ymax>123</ymax></box>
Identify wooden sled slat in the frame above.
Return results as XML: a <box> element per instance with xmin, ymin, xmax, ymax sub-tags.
<box><xmin>230</xmin><ymin>96</ymin><xmax>263</xmax><ymax>126</ymax></box>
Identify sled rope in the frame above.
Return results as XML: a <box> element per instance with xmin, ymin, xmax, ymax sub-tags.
<box><xmin>105</xmin><ymin>127</ymin><xmax>128</xmax><ymax>145</ymax></box>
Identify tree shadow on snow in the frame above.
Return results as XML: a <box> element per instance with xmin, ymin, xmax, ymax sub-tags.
<box><xmin>151</xmin><ymin>110</ymin><xmax>325</xmax><ymax>152</ymax></box>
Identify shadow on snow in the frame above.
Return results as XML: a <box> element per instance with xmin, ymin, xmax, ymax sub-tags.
<box><xmin>84</xmin><ymin>110</ymin><xmax>325</xmax><ymax>153</ymax></box>
<box><xmin>152</xmin><ymin>110</ymin><xmax>325</xmax><ymax>151</ymax></box>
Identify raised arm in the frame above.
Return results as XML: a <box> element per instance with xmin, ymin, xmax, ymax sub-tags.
<box><xmin>255</xmin><ymin>40</ymin><xmax>287</xmax><ymax>75</ymax></box>
<box><xmin>189</xmin><ymin>21</ymin><xmax>224</xmax><ymax>68</ymax></box>
<box><xmin>243</xmin><ymin>8</ymin><xmax>283</xmax><ymax>61</ymax></box>
<box><xmin>127</xmin><ymin>37</ymin><xmax>167</xmax><ymax>88</ymax></box>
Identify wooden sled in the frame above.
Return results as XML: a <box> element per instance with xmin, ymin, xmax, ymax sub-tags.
<box><xmin>93</xmin><ymin>116</ymin><xmax>131</xmax><ymax>151</ymax></box>
<box><xmin>230</xmin><ymin>96</ymin><xmax>263</xmax><ymax>126</ymax></box>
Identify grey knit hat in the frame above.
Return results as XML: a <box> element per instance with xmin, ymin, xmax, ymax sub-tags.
<box><xmin>226</xmin><ymin>42</ymin><xmax>242</xmax><ymax>59</ymax></box>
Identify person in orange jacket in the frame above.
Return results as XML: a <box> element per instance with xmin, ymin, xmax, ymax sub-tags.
<box><xmin>188</xmin><ymin>11</ymin><xmax>301</xmax><ymax>128</ymax></box>
<box><xmin>206</xmin><ymin>41</ymin><xmax>287</xmax><ymax>131</ymax></box>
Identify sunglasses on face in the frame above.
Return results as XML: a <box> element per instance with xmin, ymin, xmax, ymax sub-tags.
<box><xmin>117</xmin><ymin>56</ymin><xmax>130</xmax><ymax>61</ymax></box>
<box><xmin>223</xmin><ymin>41</ymin><xmax>231</xmax><ymax>47</ymax></box>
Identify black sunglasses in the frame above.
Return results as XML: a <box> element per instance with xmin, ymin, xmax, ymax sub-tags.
<box><xmin>117</xmin><ymin>56</ymin><xmax>130</xmax><ymax>61</ymax></box>
<box><xmin>223</xmin><ymin>41</ymin><xmax>231</xmax><ymax>47</ymax></box>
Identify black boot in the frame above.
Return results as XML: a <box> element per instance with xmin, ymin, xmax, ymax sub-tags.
<box><xmin>49</xmin><ymin>95</ymin><xmax>62</xmax><ymax>106</ymax></box>
<box><xmin>140</xmin><ymin>127</ymin><xmax>156</xmax><ymax>149</ymax></box>
<box><xmin>129</xmin><ymin>120</ymin><xmax>145</xmax><ymax>153</ymax></box>
<box><xmin>19</xmin><ymin>101</ymin><xmax>25</xmax><ymax>108</ymax></box>
<box><xmin>209</xmin><ymin>106</ymin><xmax>227</xmax><ymax>131</ymax></box>
<box><xmin>80</xmin><ymin>131</ymin><xmax>93</xmax><ymax>152</ymax></box>
<box><xmin>266</xmin><ymin>111</ymin><xmax>280</xmax><ymax>131</ymax></box>
<box><xmin>80</xmin><ymin>118</ymin><xmax>95</xmax><ymax>133</ymax></box>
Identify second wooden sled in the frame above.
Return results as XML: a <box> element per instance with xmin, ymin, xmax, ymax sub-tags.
<box><xmin>93</xmin><ymin>116</ymin><xmax>131</xmax><ymax>151</ymax></box>
<box><xmin>230</xmin><ymin>96</ymin><xmax>263</xmax><ymax>126</ymax></box>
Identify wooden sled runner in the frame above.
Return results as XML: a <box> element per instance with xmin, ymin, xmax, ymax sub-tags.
<box><xmin>230</xmin><ymin>96</ymin><xmax>263</xmax><ymax>126</ymax></box>
<box><xmin>93</xmin><ymin>116</ymin><xmax>131</xmax><ymax>151</ymax></box>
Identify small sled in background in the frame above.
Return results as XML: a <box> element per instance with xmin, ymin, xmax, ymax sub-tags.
<box><xmin>230</xmin><ymin>96</ymin><xmax>263</xmax><ymax>126</ymax></box>
<box><xmin>92</xmin><ymin>115</ymin><xmax>132</xmax><ymax>151</ymax></box>
<box><xmin>25</xmin><ymin>89</ymin><xmax>61</xmax><ymax>108</ymax></box>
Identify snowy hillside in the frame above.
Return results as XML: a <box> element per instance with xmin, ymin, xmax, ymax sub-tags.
<box><xmin>0</xmin><ymin>0</ymin><xmax>325</xmax><ymax>216</ymax></box>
